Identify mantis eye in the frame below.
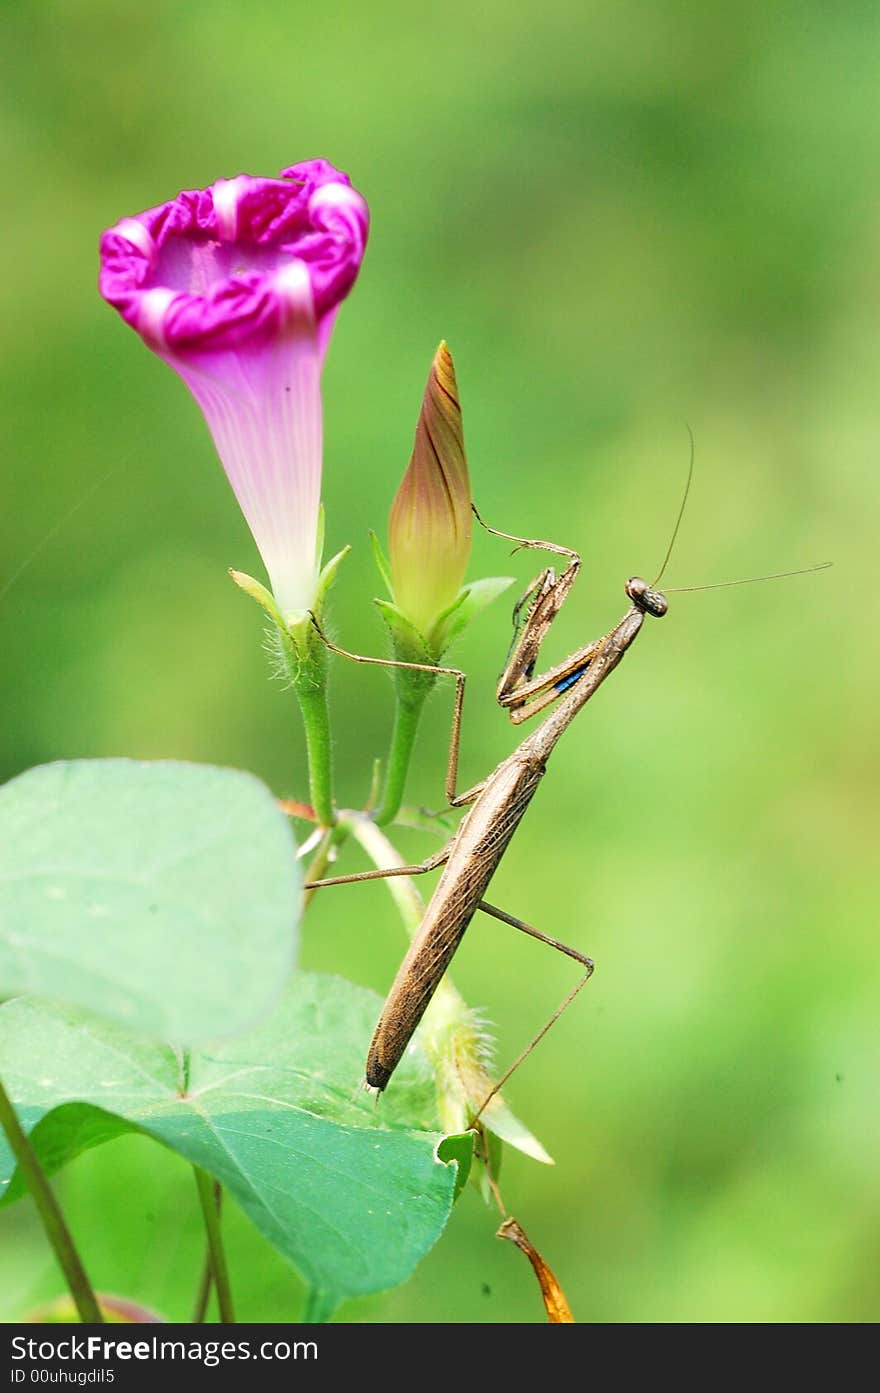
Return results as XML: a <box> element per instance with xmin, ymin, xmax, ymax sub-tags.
<box><xmin>626</xmin><ymin>577</ymin><xmax>668</xmax><ymax>617</ymax></box>
<box><xmin>644</xmin><ymin>588</ymin><xmax>668</xmax><ymax>617</ymax></box>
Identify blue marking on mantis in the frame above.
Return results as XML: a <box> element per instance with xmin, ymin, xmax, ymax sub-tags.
<box><xmin>555</xmin><ymin>663</ymin><xmax>589</xmax><ymax>694</ymax></box>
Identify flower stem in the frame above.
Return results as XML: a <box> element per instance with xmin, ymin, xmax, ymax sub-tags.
<box><xmin>0</xmin><ymin>1074</ymin><xmax>102</xmax><ymax>1323</ymax></box>
<box><xmin>281</xmin><ymin>616</ymin><xmax>336</xmax><ymax>829</ymax></box>
<box><xmin>374</xmin><ymin>695</ymin><xmax>427</xmax><ymax>826</ymax></box>
<box><xmin>193</xmin><ymin>1167</ymin><xmax>235</xmax><ymax>1323</ymax></box>
<box><xmin>295</xmin><ymin>683</ymin><xmax>336</xmax><ymax>828</ymax></box>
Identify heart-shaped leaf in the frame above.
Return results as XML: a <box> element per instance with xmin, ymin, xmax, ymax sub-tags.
<box><xmin>0</xmin><ymin>760</ymin><xmax>300</xmax><ymax>1042</ymax></box>
<box><xmin>0</xmin><ymin>973</ymin><xmax>464</xmax><ymax>1310</ymax></box>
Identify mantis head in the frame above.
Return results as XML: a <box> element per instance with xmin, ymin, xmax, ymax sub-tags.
<box><xmin>625</xmin><ymin>577</ymin><xmax>668</xmax><ymax>617</ymax></box>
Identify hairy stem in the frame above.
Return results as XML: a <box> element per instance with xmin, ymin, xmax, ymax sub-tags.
<box><xmin>0</xmin><ymin>1074</ymin><xmax>102</xmax><ymax>1323</ymax></box>
<box><xmin>280</xmin><ymin>615</ymin><xmax>336</xmax><ymax>830</ymax></box>
<box><xmin>295</xmin><ymin>684</ymin><xmax>336</xmax><ymax>829</ymax></box>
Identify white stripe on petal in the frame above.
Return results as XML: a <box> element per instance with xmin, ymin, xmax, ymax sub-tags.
<box><xmin>274</xmin><ymin>260</ymin><xmax>314</xmax><ymax>329</ymax></box>
<box><xmin>308</xmin><ymin>182</ymin><xmax>368</xmax><ymax>219</ymax></box>
<box><xmin>137</xmin><ymin>288</ymin><xmax>177</xmax><ymax>348</ymax></box>
<box><xmin>212</xmin><ymin>177</ymin><xmax>250</xmax><ymax>242</ymax></box>
<box><xmin>113</xmin><ymin>218</ymin><xmax>154</xmax><ymax>259</ymax></box>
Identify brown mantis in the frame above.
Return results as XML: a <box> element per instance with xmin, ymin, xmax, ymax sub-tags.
<box><xmin>305</xmin><ymin>490</ymin><xmax>829</xmax><ymax>1115</ymax></box>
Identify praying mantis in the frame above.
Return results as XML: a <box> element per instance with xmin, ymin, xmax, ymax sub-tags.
<box><xmin>306</xmin><ymin>485</ymin><xmax>828</xmax><ymax>1114</ymax></box>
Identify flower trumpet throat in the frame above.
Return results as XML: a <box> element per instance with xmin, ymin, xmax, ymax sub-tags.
<box><xmin>388</xmin><ymin>342</ymin><xmax>472</xmax><ymax>639</ymax></box>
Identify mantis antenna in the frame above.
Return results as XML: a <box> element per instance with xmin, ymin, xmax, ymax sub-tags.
<box><xmin>652</xmin><ymin>425</ymin><xmax>695</xmax><ymax>587</ymax></box>
<box><xmin>666</xmin><ymin>562</ymin><xmax>832</xmax><ymax>593</ymax></box>
<box><xmin>651</xmin><ymin>429</ymin><xmax>831</xmax><ymax>594</ymax></box>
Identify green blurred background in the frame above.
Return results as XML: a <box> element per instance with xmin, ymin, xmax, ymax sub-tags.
<box><xmin>1</xmin><ymin>0</ymin><xmax>877</xmax><ymax>1323</ymax></box>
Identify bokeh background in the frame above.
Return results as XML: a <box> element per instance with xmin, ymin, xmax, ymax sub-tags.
<box><xmin>1</xmin><ymin>0</ymin><xmax>877</xmax><ymax>1323</ymax></box>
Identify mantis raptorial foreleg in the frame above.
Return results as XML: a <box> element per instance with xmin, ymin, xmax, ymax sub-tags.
<box><xmin>471</xmin><ymin>507</ymin><xmax>612</xmax><ymax>724</ymax></box>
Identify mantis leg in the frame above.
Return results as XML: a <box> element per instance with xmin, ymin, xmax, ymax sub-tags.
<box><xmin>305</xmin><ymin>842</ymin><xmax>452</xmax><ymax>890</ymax></box>
<box><xmin>471</xmin><ymin>503</ymin><xmax>581</xmax><ymax>570</ymax></box>
<box><xmin>308</xmin><ymin>614</ymin><xmax>484</xmax><ymax>809</ymax></box>
<box><xmin>499</xmin><ymin>634</ymin><xmax>607</xmax><ymax>723</ymax></box>
<box><xmin>471</xmin><ymin>899</ymin><xmax>594</xmax><ymax>1120</ymax></box>
<box><xmin>472</xmin><ymin>506</ymin><xmax>606</xmax><ymax>723</ymax></box>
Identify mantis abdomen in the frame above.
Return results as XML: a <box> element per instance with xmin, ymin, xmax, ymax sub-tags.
<box><xmin>366</xmin><ymin>758</ymin><xmax>545</xmax><ymax>1089</ymax></box>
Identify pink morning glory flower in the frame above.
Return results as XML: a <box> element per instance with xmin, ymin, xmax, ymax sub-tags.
<box><xmin>99</xmin><ymin>160</ymin><xmax>368</xmax><ymax>619</ymax></box>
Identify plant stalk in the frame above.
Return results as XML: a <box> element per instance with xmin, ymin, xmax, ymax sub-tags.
<box><xmin>374</xmin><ymin>695</ymin><xmax>426</xmax><ymax>826</ymax></box>
<box><xmin>193</xmin><ymin>1168</ymin><xmax>235</xmax><ymax>1323</ymax></box>
<box><xmin>294</xmin><ymin>683</ymin><xmax>336</xmax><ymax>829</ymax></box>
<box><xmin>191</xmin><ymin>1179</ymin><xmax>223</xmax><ymax>1322</ymax></box>
<box><xmin>0</xmin><ymin>1074</ymin><xmax>102</xmax><ymax>1323</ymax></box>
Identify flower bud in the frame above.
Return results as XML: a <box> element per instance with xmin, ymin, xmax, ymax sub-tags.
<box><xmin>388</xmin><ymin>343</ymin><xmax>472</xmax><ymax>638</ymax></box>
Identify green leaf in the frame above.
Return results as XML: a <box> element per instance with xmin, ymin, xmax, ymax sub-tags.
<box><xmin>0</xmin><ymin>760</ymin><xmax>300</xmax><ymax>1043</ymax></box>
<box><xmin>0</xmin><ymin>973</ymin><xmax>463</xmax><ymax>1309</ymax></box>
<box><xmin>430</xmin><ymin>575</ymin><xmax>515</xmax><ymax>653</ymax></box>
<box><xmin>437</xmin><ymin>1131</ymin><xmax>475</xmax><ymax>1199</ymax></box>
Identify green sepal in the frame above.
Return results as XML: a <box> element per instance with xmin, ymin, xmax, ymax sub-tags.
<box><xmin>229</xmin><ymin>541</ymin><xmax>349</xmax><ymax>639</ymax></box>
<box><xmin>229</xmin><ymin>569</ymin><xmax>323</xmax><ymax>693</ymax></box>
<box><xmin>480</xmin><ymin>1095</ymin><xmax>554</xmax><ymax>1166</ymax></box>
<box><xmin>228</xmin><ymin>569</ymin><xmax>286</xmax><ymax>628</ymax></box>
<box><xmin>276</xmin><ymin>612</ymin><xmax>327</xmax><ymax>695</ymax></box>
<box><xmin>373</xmin><ymin>599</ymin><xmax>438</xmax><ymax>708</ymax></box>
<box><xmin>374</xmin><ymin>599</ymin><xmax>432</xmax><ymax>663</ymax></box>
<box><xmin>313</xmin><ymin>545</ymin><xmax>351</xmax><ymax>620</ymax></box>
<box><xmin>436</xmin><ymin>1131</ymin><xmax>475</xmax><ymax>1200</ymax></box>
<box><xmin>271</xmin><ymin>545</ymin><xmax>350</xmax><ymax>688</ymax></box>
<box><xmin>429</xmin><ymin>575</ymin><xmax>515</xmax><ymax>655</ymax></box>
<box><xmin>370</xmin><ymin>530</ymin><xmax>394</xmax><ymax>599</ymax></box>
<box><xmin>230</xmin><ymin>527</ymin><xmax>342</xmax><ymax>831</ymax></box>
<box><xmin>315</xmin><ymin>502</ymin><xmax>326</xmax><ymax>569</ymax></box>
<box><xmin>425</xmin><ymin>588</ymin><xmax>469</xmax><ymax>655</ymax></box>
